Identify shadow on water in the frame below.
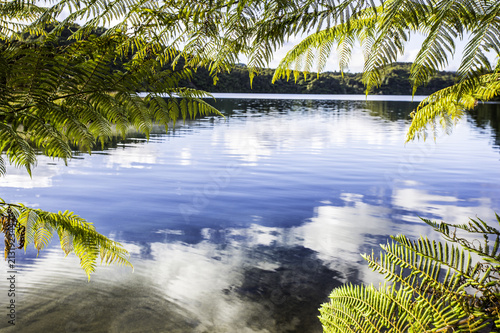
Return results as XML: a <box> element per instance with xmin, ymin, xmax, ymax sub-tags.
<box><xmin>0</xmin><ymin>278</ymin><xmax>200</xmax><ymax>333</ymax></box>
<box><xmin>468</xmin><ymin>103</ymin><xmax>500</xmax><ymax>148</ymax></box>
<box><xmin>227</xmin><ymin>246</ymin><xmax>346</xmax><ymax>333</ymax></box>
<box><xmin>65</xmin><ymin>98</ymin><xmax>422</xmax><ymax>154</ymax></box>
<box><xmin>210</xmin><ymin>98</ymin><xmax>419</xmax><ymax>122</ymax></box>
<box><xmin>68</xmin><ymin>99</ymin><xmax>500</xmax><ymax>157</ymax></box>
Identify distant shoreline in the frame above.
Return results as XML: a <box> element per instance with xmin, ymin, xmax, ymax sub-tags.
<box><xmin>207</xmin><ymin>93</ymin><xmax>428</xmax><ymax>102</ymax></box>
<box><xmin>137</xmin><ymin>92</ymin><xmax>428</xmax><ymax>102</ymax></box>
<box><xmin>138</xmin><ymin>92</ymin><xmax>500</xmax><ymax>104</ymax></box>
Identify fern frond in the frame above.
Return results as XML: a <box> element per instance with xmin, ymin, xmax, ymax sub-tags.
<box><xmin>410</xmin><ymin>0</ymin><xmax>459</xmax><ymax>92</ymax></box>
<box><xmin>322</xmin><ymin>213</ymin><xmax>500</xmax><ymax>333</ymax></box>
<box><xmin>320</xmin><ymin>283</ymin><xmax>430</xmax><ymax>333</ymax></box>
<box><xmin>456</xmin><ymin>1</ymin><xmax>500</xmax><ymax>81</ymax></box>
<box><xmin>423</xmin><ymin>216</ymin><xmax>500</xmax><ymax>266</ymax></box>
<box><xmin>407</xmin><ymin>73</ymin><xmax>500</xmax><ymax>141</ymax></box>
<box><xmin>0</xmin><ymin>122</ymin><xmax>37</xmax><ymax>176</ymax></box>
<box><xmin>362</xmin><ymin>245</ymin><xmax>465</xmax><ymax>330</ymax></box>
<box><xmin>3</xmin><ymin>202</ymin><xmax>133</xmax><ymax>279</ymax></box>
<box><xmin>272</xmin><ymin>7</ymin><xmax>378</xmax><ymax>83</ymax></box>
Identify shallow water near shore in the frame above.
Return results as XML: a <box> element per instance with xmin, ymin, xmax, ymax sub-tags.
<box><xmin>1</xmin><ymin>96</ymin><xmax>500</xmax><ymax>332</ymax></box>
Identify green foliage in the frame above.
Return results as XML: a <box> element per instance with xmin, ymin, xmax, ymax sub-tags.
<box><xmin>319</xmin><ymin>215</ymin><xmax>500</xmax><ymax>332</ymax></box>
<box><xmin>408</xmin><ymin>73</ymin><xmax>500</xmax><ymax>141</ymax></box>
<box><xmin>0</xmin><ymin>24</ymin><xmax>220</xmax><ymax>176</ymax></box>
<box><xmin>0</xmin><ymin>202</ymin><xmax>132</xmax><ymax>280</ymax></box>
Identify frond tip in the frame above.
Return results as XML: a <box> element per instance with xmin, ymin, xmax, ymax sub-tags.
<box><xmin>407</xmin><ymin>73</ymin><xmax>500</xmax><ymax>142</ymax></box>
<box><xmin>1</xmin><ymin>202</ymin><xmax>133</xmax><ymax>280</ymax></box>
<box><xmin>320</xmin><ymin>213</ymin><xmax>500</xmax><ymax>333</ymax></box>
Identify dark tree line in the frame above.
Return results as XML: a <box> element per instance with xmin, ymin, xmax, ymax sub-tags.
<box><xmin>183</xmin><ymin>63</ymin><xmax>458</xmax><ymax>95</ymax></box>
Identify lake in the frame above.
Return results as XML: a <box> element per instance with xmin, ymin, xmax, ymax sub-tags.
<box><xmin>1</xmin><ymin>95</ymin><xmax>500</xmax><ymax>333</ymax></box>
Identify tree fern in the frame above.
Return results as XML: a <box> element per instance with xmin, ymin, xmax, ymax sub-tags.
<box><xmin>320</xmin><ymin>215</ymin><xmax>500</xmax><ymax>332</ymax></box>
<box><xmin>0</xmin><ymin>1</ymin><xmax>231</xmax><ymax>277</ymax></box>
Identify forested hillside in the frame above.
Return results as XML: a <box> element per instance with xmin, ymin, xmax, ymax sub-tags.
<box><xmin>183</xmin><ymin>63</ymin><xmax>458</xmax><ymax>95</ymax></box>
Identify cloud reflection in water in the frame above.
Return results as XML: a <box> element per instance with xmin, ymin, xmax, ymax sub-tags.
<box><xmin>0</xmin><ymin>99</ymin><xmax>499</xmax><ymax>332</ymax></box>
<box><xmin>2</xmin><ymin>186</ymin><xmax>497</xmax><ymax>332</ymax></box>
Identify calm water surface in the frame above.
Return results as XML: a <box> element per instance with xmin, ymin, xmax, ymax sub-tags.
<box><xmin>1</xmin><ymin>96</ymin><xmax>500</xmax><ymax>332</ymax></box>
